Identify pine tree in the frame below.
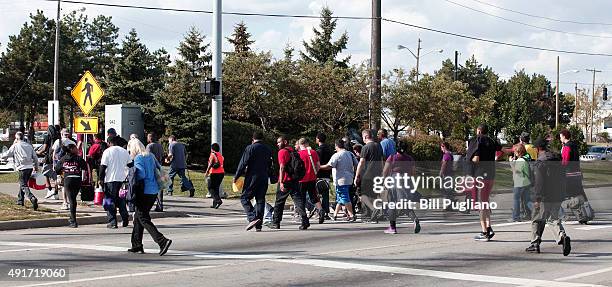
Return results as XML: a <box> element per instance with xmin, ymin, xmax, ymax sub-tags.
<box><xmin>87</xmin><ymin>15</ymin><xmax>119</xmax><ymax>76</ymax></box>
<box><xmin>227</xmin><ymin>21</ymin><xmax>255</xmax><ymax>54</ymax></box>
<box><xmin>300</xmin><ymin>7</ymin><xmax>350</xmax><ymax>67</ymax></box>
<box><xmin>155</xmin><ymin>27</ymin><xmax>211</xmax><ymax>147</ymax></box>
<box><xmin>104</xmin><ymin>29</ymin><xmax>162</xmax><ymax>106</ymax></box>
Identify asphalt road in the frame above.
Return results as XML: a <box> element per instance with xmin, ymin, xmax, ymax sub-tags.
<box><xmin>0</xmin><ymin>187</ymin><xmax>611</xmax><ymax>287</ymax></box>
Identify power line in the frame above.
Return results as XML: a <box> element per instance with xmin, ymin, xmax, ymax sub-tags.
<box><xmin>42</xmin><ymin>0</ymin><xmax>612</xmax><ymax>57</ymax></box>
<box><xmin>382</xmin><ymin>18</ymin><xmax>612</xmax><ymax>57</ymax></box>
<box><xmin>443</xmin><ymin>0</ymin><xmax>612</xmax><ymax>39</ymax></box>
<box><xmin>46</xmin><ymin>0</ymin><xmax>374</xmax><ymax>20</ymax></box>
<box><xmin>468</xmin><ymin>0</ymin><xmax>612</xmax><ymax>27</ymax></box>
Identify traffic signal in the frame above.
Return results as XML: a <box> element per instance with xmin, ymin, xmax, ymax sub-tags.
<box><xmin>604</xmin><ymin>86</ymin><xmax>608</xmax><ymax>101</ymax></box>
<box><xmin>200</xmin><ymin>78</ymin><xmax>220</xmax><ymax>98</ymax></box>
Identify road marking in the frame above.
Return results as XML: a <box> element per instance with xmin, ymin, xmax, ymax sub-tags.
<box><xmin>0</xmin><ymin>247</ymin><xmax>56</xmax><ymax>253</ymax></box>
<box><xmin>493</xmin><ymin>222</ymin><xmax>529</xmax><ymax>227</ymax></box>
<box><xmin>9</xmin><ymin>264</ymin><xmax>222</xmax><ymax>287</ymax></box>
<box><xmin>556</xmin><ymin>266</ymin><xmax>612</xmax><ymax>281</ymax></box>
<box><xmin>575</xmin><ymin>225</ymin><xmax>612</xmax><ymax>231</ymax></box>
<box><xmin>273</xmin><ymin>258</ymin><xmax>605</xmax><ymax>287</ymax></box>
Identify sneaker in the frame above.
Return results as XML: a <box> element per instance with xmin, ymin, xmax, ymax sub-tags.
<box><xmin>68</xmin><ymin>221</ymin><xmax>78</xmax><ymax>228</ymax></box>
<box><xmin>265</xmin><ymin>221</ymin><xmax>280</xmax><ymax>229</ymax></box>
<box><xmin>60</xmin><ymin>202</ymin><xmax>69</xmax><ymax>210</ymax></box>
<box><xmin>298</xmin><ymin>224</ymin><xmax>309</xmax><ymax>230</ymax></box>
<box><xmin>127</xmin><ymin>246</ymin><xmax>144</xmax><ymax>254</ymax></box>
<box><xmin>245</xmin><ymin>219</ymin><xmax>261</xmax><ymax>231</ymax></box>
<box><xmin>525</xmin><ymin>244</ymin><xmax>540</xmax><ymax>253</ymax></box>
<box><xmin>487</xmin><ymin>227</ymin><xmax>495</xmax><ymax>240</ymax></box>
<box><xmin>159</xmin><ymin>239</ymin><xmax>172</xmax><ymax>256</ymax></box>
<box><xmin>562</xmin><ymin>236</ymin><xmax>571</xmax><ymax>256</ymax></box>
<box><xmin>30</xmin><ymin>197</ymin><xmax>38</xmax><ymax>211</ymax></box>
<box><xmin>189</xmin><ymin>189</ymin><xmax>195</xmax><ymax>197</ymax></box>
<box><xmin>122</xmin><ymin>220</ymin><xmax>129</xmax><ymax>228</ymax></box>
<box><xmin>16</xmin><ymin>201</ymin><xmax>24</xmax><ymax>206</ymax></box>
<box><xmin>45</xmin><ymin>190</ymin><xmax>56</xmax><ymax>199</ymax></box>
<box><xmin>255</xmin><ymin>228</ymin><xmax>262</xmax><ymax>232</ymax></box>
<box><xmin>324</xmin><ymin>215</ymin><xmax>332</xmax><ymax>220</ymax></box>
<box><xmin>107</xmin><ymin>223</ymin><xmax>118</xmax><ymax>229</ymax></box>
<box><xmin>414</xmin><ymin>218</ymin><xmax>421</xmax><ymax>234</ymax></box>
<box><xmin>318</xmin><ymin>211</ymin><xmax>325</xmax><ymax>224</ymax></box>
<box><xmin>384</xmin><ymin>226</ymin><xmax>397</xmax><ymax>234</ymax></box>
<box><xmin>166</xmin><ymin>191</ymin><xmax>173</xmax><ymax>196</ymax></box>
<box><xmin>474</xmin><ymin>232</ymin><xmax>490</xmax><ymax>242</ymax></box>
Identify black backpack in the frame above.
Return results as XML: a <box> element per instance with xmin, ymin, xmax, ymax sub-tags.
<box><xmin>284</xmin><ymin>148</ymin><xmax>306</xmax><ymax>181</ymax></box>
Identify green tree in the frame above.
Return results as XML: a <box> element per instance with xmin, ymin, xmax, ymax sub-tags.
<box><xmin>87</xmin><ymin>15</ymin><xmax>119</xmax><ymax>76</ymax></box>
<box><xmin>381</xmin><ymin>68</ymin><xmax>417</xmax><ymax>140</ymax></box>
<box><xmin>0</xmin><ymin>11</ymin><xmax>54</xmax><ymax>132</ymax></box>
<box><xmin>300</xmin><ymin>7</ymin><xmax>349</xmax><ymax>67</ymax></box>
<box><xmin>154</xmin><ymin>27</ymin><xmax>210</xmax><ymax>147</ymax></box>
<box><xmin>104</xmin><ymin>29</ymin><xmax>166</xmax><ymax>106</ymax></box>
<box><xmin>227</xmin><ymin>21</ymin><xmax>254</xmax><ymax>54</ymax></box>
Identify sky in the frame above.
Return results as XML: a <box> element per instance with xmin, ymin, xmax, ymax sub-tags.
<box><xmin>3</xmin><ymin>0</ymin><xmax>612</xmax><ymax>94</ymax></box>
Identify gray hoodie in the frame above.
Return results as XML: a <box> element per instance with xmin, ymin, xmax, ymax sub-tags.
<box><xmin>1</xmin><ymin>141</ymin><xmax>39</xmax><ymax>171</ymax></box>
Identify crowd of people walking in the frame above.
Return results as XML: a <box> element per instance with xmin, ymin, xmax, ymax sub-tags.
<box><xmin>1</xmin><ymin>123</ymin><xmax>590</xmax><ymax>257</ymax></box>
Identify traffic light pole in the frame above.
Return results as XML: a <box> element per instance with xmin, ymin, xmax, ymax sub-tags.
<box><xmin>586</xmin><ymin>68</ymin><xmax>601</xmax><ymax>143</ymax></box>
<box><xmin>211</xmin><ymin>0</ymin><xmax>223</xmax><ymax>151</ymax></box>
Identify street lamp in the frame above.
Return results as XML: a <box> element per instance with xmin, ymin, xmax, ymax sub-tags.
<box><xmin>397</xmin><ymin>39</ymin><xmax>443</xmax><ymax>81</ymax></box>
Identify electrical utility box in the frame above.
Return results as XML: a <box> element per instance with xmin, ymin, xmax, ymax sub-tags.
<box><xmin>104</xmin><ymin>104</ymin><xmax>144</xmax><ymax>141</ymax></box>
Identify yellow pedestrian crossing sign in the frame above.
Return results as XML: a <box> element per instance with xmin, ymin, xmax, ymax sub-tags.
<box><xmin>73</xmin><ymin>117</ymin><xmax>99</xmax><ymax>134</ymax></box>
<box><xmin>71</xmin><ymin>71</ymin><xmax>104</xmax><ymax>115</ymax></box>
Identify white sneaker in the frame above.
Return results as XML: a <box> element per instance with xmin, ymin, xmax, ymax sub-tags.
<box><xmin>45</xmin><ymin>190</ymin><xmax>55</xmax><ymax>199</ymax></box>
<box><xmin>61</xmin><ymin>203</ymin><xmax>69</xmax><ymax>210</ymax></box>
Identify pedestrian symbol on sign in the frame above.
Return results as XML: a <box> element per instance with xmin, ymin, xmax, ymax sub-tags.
<box><xmin>82</xmin><ymin>78</ymin><xmax>93</xmax><ymax>106</ymax></box>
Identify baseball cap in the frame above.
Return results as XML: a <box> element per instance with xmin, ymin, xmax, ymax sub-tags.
<box><xmin>62</xmin><ymin>139</ymin><xmax>76</xmax><ymax>147</ymax></box>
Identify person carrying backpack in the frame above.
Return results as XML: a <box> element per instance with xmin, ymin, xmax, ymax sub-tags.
<box><xmin>509</xmin><ymin>144</ymin><xmax>533</xmax><ymax>222</ymax></box>
<box><xmin>267</xmin><ymin>135</ymin><xmax>309</xmax><ymax>230</ymax></box>
<box><xmin>54</xmin><ymin>140</ymin><xmax>87</xmax><ymax>228</ymax></box>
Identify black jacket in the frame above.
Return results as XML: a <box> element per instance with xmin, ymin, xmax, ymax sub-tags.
<box><xmin>234</xmin><ymin>141</ymin><xmax>272</xmax><ymax>180</ymax></box>
<box><xmin>533</xmin><ymin>151</ymin><xmax>564</xmax><ymax>202</ymax></box>
<box><xmin>316</xmin><ymin>143</ymin><xmax>334</xmax><ymax>179</ymax></box>
<box><xmin>55</xmin><ymin>153</ymin><xmax>87</xmax><ymax>177</ymax></box>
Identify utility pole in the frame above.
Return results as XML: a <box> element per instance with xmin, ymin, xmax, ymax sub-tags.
<box><xmin>211</xmin><ymin>0</ymin><xmax>223</xmax><ymax>150</ymax></box>
<box><xmin>555</xmin><ymin>56</ymin><xmax>559</xmax><ymax>128</ymax></box>
<box><xmin>53</xmin><ymin>0</ymin><xmax>60</xmax><ymax>102</ymax></box>
<box><xmin>415</xmin><ymin>38</ymin><xmax>421</xmax><ymax>82</ymax></box>
<box><xmin>574</xmin><ymin>82</ymin><xmax>578</xmax><ymax>126</ymax></box>
<box><xmin>586</xmin><ymin>68</ymin><xmax>601</xmax><ymax>143</ymax></box>
<box><xmin>454</xmin><ymin>51</ymin><xmax>458</xmax><ymax>81</ymax></box>
<box><xmin>370</xmin><ymin>0</ymin><xmax>381</xmax><ymax>130</ymax></box>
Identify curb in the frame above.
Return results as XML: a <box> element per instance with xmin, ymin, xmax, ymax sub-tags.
<box><xmin>0</xmin><ymin>211</ymin><xmax>187</xmax><ymax>231</ymax></box>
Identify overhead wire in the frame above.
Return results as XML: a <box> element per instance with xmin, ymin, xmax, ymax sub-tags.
<box><xmin>468</xmin><ymin>0</ymin><xmax>612</xmax><ymax>27</ymax></box>
<box><xmin>37</xmin><ymin>0</ymin><xmax>612</xmax><ymax>58</ymax></box>
<box><xmin>442</xmin><ymin>0</ymin><xmax>612</xmax><ymax>39</ymax></box>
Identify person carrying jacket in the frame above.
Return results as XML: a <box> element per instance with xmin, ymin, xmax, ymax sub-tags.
<box><xmin>525</xmin><ymin>138</ymin><xmax>571</xmax><ymax>256</ymax></box>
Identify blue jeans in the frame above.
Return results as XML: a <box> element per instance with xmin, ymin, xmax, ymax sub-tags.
<box><xmin>513</xmin><ymin>186</ymin><xmax>532</xmax><ymax>221</ymax></box>
<box><xmin>104</xmin><ymin>182</ymin><xmax>129</xmax><ymax>226</ymax></box>
<box><xmin>168</xmin><ymin>167</ymin><xmax>193</xmax><ymax>193</ymax></box>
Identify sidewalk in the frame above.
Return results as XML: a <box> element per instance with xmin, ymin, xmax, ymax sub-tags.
<box><xmin>0</xmin><ymin>183</ymin><xmax>246</xmax><ymax>230</ymax></box>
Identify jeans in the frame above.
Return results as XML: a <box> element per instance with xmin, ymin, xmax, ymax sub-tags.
<box><xmin>132</xmin><ymin>192</ymin><xmax>167</xmax><ymax>248</ymax></box>
<box><xmin>240</xmin><ymin>175</ymin><xmax>268</xmax><ymax>228</ymax></box>
<box><xmin>17</xmin><ymin>169</ymin><xmax>35</xmax><ymax>204</ymax></box>
<box><xmin>273</xmin><ymin>180</ymin><xmax>308</xmax><ymax>226</ymax></box>
<box><xmin>316</xmin><ymin>178</ymin><xmax>330</xmax><ymax>214</ymax></box>
<box><xmin>512</xmin><ymin>186</ymin><xmax>532</xmax><ymax>221</ymax></box>
<box><xmin>208</xmin><ymin>173</ymin><xmax>224</xmax><ymax>205</ymax></box>
<box><xmin>104</xmin><ymin>182</ymin><xmax>129</xmax><ymax>226</ymax></box>
<box><xmin>168</xmin><ymin>167</ymin><xmax>193</xmax><ymax>193</ymax></box>
<box><xmin>64</xmin><ymin>177</ymin><xmax>82</xmax><ymax>224</ymax></box>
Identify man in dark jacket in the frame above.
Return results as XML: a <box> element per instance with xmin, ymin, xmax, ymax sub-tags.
<box><xmin>234</xmin><ymin>131</ymin><xmax>272</xmax><ymax>231</ymax></box>
<box><xmin>315</xmin><ymin>132</ymin><xmax>333</xmax><ymax>219</ymax></box>
<box><xmin>526</xmin><ymin>138</ymin><xmax>571</xmax><ymax>256</ymax></box>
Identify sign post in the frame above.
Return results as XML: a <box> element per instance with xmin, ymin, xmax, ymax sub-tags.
<box><xmin>70</xmin><ymin>71</ymin><xmax>105</xmax><ymax>161</ymax></box>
